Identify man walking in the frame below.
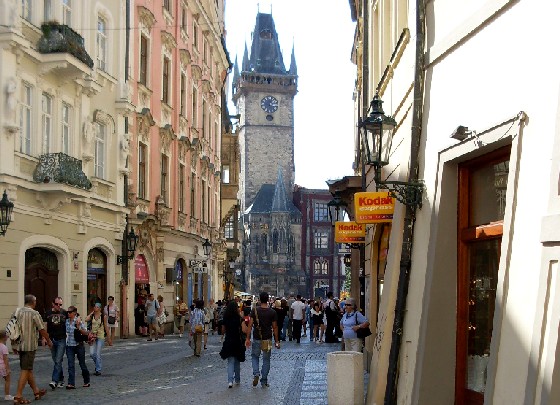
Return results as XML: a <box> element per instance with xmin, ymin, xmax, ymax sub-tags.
<box><xmin>43</xmin><ymin>297</ymin><xmax>66</xmax><ymax>389</ymax></box>
<box><xmin>323</xmin><ymin>291</ymin><xmax>340</xmax><ymax>343</ymax></box>
<box><xmin>290</xmin><ymin>295</ymin><xmax>306</xmax><ymax>344</ymax></box>
<box><xmin>12</xmin><ymin>294</ymin><xmax>52</xmax><ymax>404</ymax></box>
<box><xmin>145</xmin><ymin>293</ymin><xmax>159</xmax><ymax>341</ymax></box>
<box><xmin>245</xmin><ymin>292</ymin><xmax>280</xmax><ymax>388</ymax></box>
<box><xmin>173</xmin><ymin>299</ymin><xmax>188</xmax><ymax>338</ymax></box>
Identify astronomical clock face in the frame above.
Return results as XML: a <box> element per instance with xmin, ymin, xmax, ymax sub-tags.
<box><xmin>260</xmin><ymin>95</ymin><xmax>278</xmax><ymax>113</ymax></box>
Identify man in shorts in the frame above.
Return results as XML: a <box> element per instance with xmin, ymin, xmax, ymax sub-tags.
<box><xmin>12</xmin><ymin>294</ymin><xmax>52</xmax><ymax>403</ymax></box>
<box><xmin>173</xmin><ymin>299</ymin><xmax>188</xmax><ymax>337</ymax></box>
<box><xmin>145</xmin><ymin>293</ymin><xmax>159</xmax><ymax>341</ymax></box>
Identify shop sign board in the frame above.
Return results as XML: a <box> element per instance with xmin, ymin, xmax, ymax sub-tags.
<box><xmin>334</xmin><ymin>221</ymin><xmax>365</xmax><ymax>243</ymax></box>
<box><xmin>354</xmin><ymin>191</ymin><xmax>395</xmax><ymax>223</ymax></box>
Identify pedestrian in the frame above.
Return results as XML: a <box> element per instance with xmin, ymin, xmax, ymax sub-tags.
<box><xmin>145</xmin><ymin>293</ymin><xmax>160</xmax><ymax>341</ymax></box>
<box><xmin>219</xmin><ymin>301</ymin><xmax>248</xmax><ymax>388</ymax></box>
<box><xmin>280</xmin><ymin>299</ymin><xmax>289</xmax><ymax>341</ymax></box>
<box><xmin>216</xmin><ymin>300</ymin><xmax>225</xmax><ymax>337</ymax></box>
<box><xmin>65</xmin><ymin>306</ymin><xmax>90</xmax><ymax>389</ymax></box>
<box><xmin>203</xmin><ymin>301</ymin><xmax>213</xmax><ymax>349</ymax></box>
<box><xmin>12</xmin><ymin>294</ymin><xmax>52</xmax><ymax>404</ymax></box>
<box><xmin>43</xmin><ymin>296</ymin><xmax>66</xmax><ymax>390</ymax></box>
<box><xmin>323</xmin><ymin>291</ymin><xmax>340</xmax><ymax>343</ymax></box>
<box><xmin>290</xmin><ymin>295</ymin><xmax>306</xmax><ymax>344</ymax></box>
<box><xmin>84</xmin><ymin>303</ymin><xmax>108</xmax><ymax>376</ymax></box>
<box><xmin>103</xmin><ymin>296</ymin><xmax>119</xmax><ymax>346</ymax></box>
<box><xmin>245</xmin><ymin>291</ymin><xmax>280</xmax><ymax>388</ymax></box>
<box><xmin>311</xmin><ymin>302</ymin><xmax>325</xmax><ymax>343</ymax></box>
<box><xmin>286</xmin><ymin>295</ymin><xmax>295</xmax><ymax>341</ymax></box>
<box><xmin>340</xmin><ymin>298</ymin><xmax>370</xmax><ymax>352</ymax></box>
<box><xmin>173</xmin><ymin>299</ymin><xmax>189</xmax><ymax>338</ymax></box>
<box><xmin>305</xmin><ymin>299</ymin><xmax>313</xmax><ymax>339</ymax></box>
<box><xmin>188</xmin><ymin>304</ymin><xmax>196</xmax><ymax>348</ymax></box>
<box><xmin>0</xmin><ymin>331</ymin><xmax>13</xmax><ymax>401</ymax></box>
<box><xmin>190</xmin><ymin>300</ymin><xmax>205</xmax><ymax>357</ymax></box>
<box><xmin>272</xmin><ymin>300</ymin><xmax>287</xmax><ymax>341</ymax></box>
<box><xmin>156</xmin><ymin>295</ymin><xmax>167</xmax><ymax>338</ymax></box>
<box><xmin>134</xmin><ymin>297</ymin><xmax>148</xmax><ymax>337</ymax></box>
<box><xmin>208</xmin><ymin>299</ymin><xmax>217</xmax><ymax>334</ymax></box>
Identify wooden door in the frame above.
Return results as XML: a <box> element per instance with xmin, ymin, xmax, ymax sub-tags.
<box><xmin>25</xmin><ymin>248</ymin><xmax>59</xmax><ymax>317</ymax></box>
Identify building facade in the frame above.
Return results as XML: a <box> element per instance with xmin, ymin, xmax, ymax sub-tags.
<box><xmin>0</xmin><ymin>1</ymin><xmax>128</xmax><ymax>324</ymax></box>
<box><xmin>345</xmin><ymin>0</ymin><xmax>560</xmax><ymax>404</ymax></box>
<box><xmin>127</xmin><ymin>0</ymin><xmax>229</xmax><ymax>334</ymax></box>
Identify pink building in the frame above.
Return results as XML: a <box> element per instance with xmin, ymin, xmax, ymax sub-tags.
<box><xmin>126</xmin><ymin>0</ymin><xmax>230</xmax><ymax>335</ymax></box>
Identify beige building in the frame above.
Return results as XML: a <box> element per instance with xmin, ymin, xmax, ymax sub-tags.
<box><xmin>346</xmin><ymin>0</ymin><xmax>560</xmax><ymax>404</ymax></box>
<box><xmin>0</xmin><ymin>1</ymin><xmax>129</xmax><ymax>324</ymax></box>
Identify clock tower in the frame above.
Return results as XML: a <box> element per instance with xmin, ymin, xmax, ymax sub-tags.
<box><xmin>232</xmin><ymin>12</ymin><xmax>298</xmax><ymax>212</ymax></box>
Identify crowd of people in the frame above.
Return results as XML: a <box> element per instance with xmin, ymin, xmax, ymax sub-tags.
<box><xmin>1</xmin><ymin>291</ymin><xmax>369</xmax><ymax>401</ymax></box>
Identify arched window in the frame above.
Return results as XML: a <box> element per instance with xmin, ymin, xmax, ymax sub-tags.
<box><xmin>272</xmin><ymin>229</ymin><xmax>279</xmax><ymax>253</ymax></box>
<box><xmin>261</xmin><ymin>234</ymin><xmax>267</xmax><ymax>256</ymax></box>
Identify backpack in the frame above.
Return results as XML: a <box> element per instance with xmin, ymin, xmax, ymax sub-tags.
<box><xmin>6</xmin><ymin>308</ymin><xmax>22</xmax><ymax>344</ymax></box>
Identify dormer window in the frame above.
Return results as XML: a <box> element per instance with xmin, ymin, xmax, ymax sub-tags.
<box><xmin>259</xmin><ymin>29</ymin><xmax>272</xmax><ymax>39</ymax></box>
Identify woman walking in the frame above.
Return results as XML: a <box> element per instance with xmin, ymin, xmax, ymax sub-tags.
<box><xmin>311</xmin><ymin>302</ymin><xmax>325</xmax><ymax>343</ymax></box>
<box><xmin>190</xmin><ymin>300</ymin><xmax>205</xmax><ymax>357</ymax></box>
<box><xmin>103</xmin><ymin>296</ymin><xmax>119</xmax><ymax>346</ymax></box>
<box><xmin>65</xmin><ymin>306</ymin><xmax>90</xmax><ymax>389</ymax></box>
<box><xmin>85</xmin><ymin>303</ymin><xmax>108</xmax><ymax>376</ymax></box>
<box><xmin>156</xmin><ymin>295</ymin><xmax>167</xmax><ymax>338</ymax></box>
<box><xmin>219</xmin><ymin>301</ymin><xmax>248</xmax><ymax>387</ymax></box>
<box><xmin>339</xmin><ymin>298</ymin><xmax>369</xmax><ymax>352</ymax></box>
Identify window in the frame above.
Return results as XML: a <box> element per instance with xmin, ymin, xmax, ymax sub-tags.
<box><xmin>190</xmin><ymin>173</ymin><xmax>196</xmax><ymax>217</ymax></box>
<box><xmin>314</xmin><ymin>232</ymin><xmax>329</xmax><ymax>249</ymax></box>
<box><xmin>138</xmin><ymin>143</ymin><xmax>147</xmax><ymax>199</ymax></box>
<box><xmin>313</xmin><ymin>259</ymin><xmax>328</xmax><ymax>275</ymax></box>
<box><xmin>456</xmin><ymin>146</ymin><xmax>510</xmax><ymax>404</ymax></box>
<box><xmin>163</xmin><ymin>0</ymin><xmax>171</xmax><ymax>14</ymax></box>
<box><xmin>61</xmin><ymin>103</ymin><xmax>71</xmax><ymax>155</ymax></box>
<box><xmin>193</xmin><ymin>21</ymin><xmax>199</xmax><ymax>50</ymax></box>
<box><xmin>201</xmin><ymin>179</ymin><xmax>206</xmax><ymax>223</ymax></box>
<box><xmin>94</xmin><ymin>123</ymin><xmax>106</xmax><ymax>178</ymax></box>
<box><xmin>225</xmin><ymin>216</ymin><xmax>234</xmax><ymax>239</ymax></box>
<box><xmin>203</xmin><ymin>38</ymin><xmax>209</xmax><ymax>65</ymax></box>
<box><xmin>41</xmin><ymin>93</ymin><xmax>52</xmax><ymax>154</ymax></box>
<box><xmin>19</xmin><ymin>83</ymin><xmax>32</xmax><ymax>154</ymax></box>
<box><xmin>44</xmin><ymin>0</ymin><xmax>52</xmax><ymax>20</ymax></box>
<box><xmin>314</xmin><ymin>203</ymin><xmax>329</xmax><ymax>222</ymax></box>
<box><xmin>181</xmin><ymin>7</ymin><xmax>187</xmax><ymax>31</ymax></box>
<box><xmin>222</xmin><ymin>165</ymin><xmax>230</xmax><ymax>184</ymax></box>
<box><xmin>162</xmin><ymin>57</ymin><xmax>170</xmax><ymax>104</ymax></box>
<box><xmin>97</xmin><ymin>17</ymin><xmax>107</xmax><ymax>71</ymax></box>
<box><xmin>139</xmin><ymin>35</ymin><xmax>148</xmax><ymax>85</ymax></box>
<box><xmin>62</xmin><ymin>0</ymin><xmax>71</xmax><ymax>25</ymax></box>
<box><xmin>180</xmin><ymin>73</ymin><xmax>186</xmax><ymax>115</ymax></box>
<box><xmin>21</xmin><ymin>0</ymin><xmax>32</xmax><ymax>21</ymax></box>
<box><xmin>272</xmin><ymin>230</ymin><xmax>279</xmax><ymax>253</ymax></box>
<box><xmin>179</xmin><ymin>164</ymin><xmax>185</xmax><ymax>212</ymax></box>
<box><xmin>192</xmin><ymin>86</ymin><xmax>198</xmax><ymax>126</ymax></box>
<box><xmin>202</xmin><ymin>100</ymin><xmax>207</xmax><ymax>138</ymax></box>
<box><xmin>161</xmin><ymin>154</ymin><xmax>168</xmax><ymax>204</ymax></box>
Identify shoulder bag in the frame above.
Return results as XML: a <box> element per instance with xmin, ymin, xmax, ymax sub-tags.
<box><xmin>254</xmin><ymin>307</ymin><xmax>272</xmax><ymax>352</ymax></box>
<box><xmin>106</xmin><ymin>305</ymin><xmax>116</xmax><ymax>325</ymax></box>
<box><xmin>355</xmin><ymin>312</ymin><xmax>372</xmax><ymax>339</ymax></box>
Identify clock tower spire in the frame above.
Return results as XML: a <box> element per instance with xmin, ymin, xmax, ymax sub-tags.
<box><xmin>233</xmin><ymin>12</ymin><xmax>298</xmax><ymax>212</ymax></box>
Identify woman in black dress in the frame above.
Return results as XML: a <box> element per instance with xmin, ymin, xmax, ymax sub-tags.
<box><xmin>219</xmin><ymin>301</ymin><xmax>248</xmax><ymax>387</ymax></box>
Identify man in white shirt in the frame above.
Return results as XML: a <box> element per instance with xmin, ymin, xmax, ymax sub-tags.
<box><xmin>290</xmin><ymin>295</ymin><xmax>306</xmax><ymax>344</ymax></box>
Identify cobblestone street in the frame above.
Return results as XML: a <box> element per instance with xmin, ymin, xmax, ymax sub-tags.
<box><xmin>8</xmin><ymin>333</ymin><xmax>348</xmax><ymax>404</ymax></box>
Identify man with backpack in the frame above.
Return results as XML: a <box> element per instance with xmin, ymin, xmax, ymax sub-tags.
<box><xmin>10</xmin><ymin>294</ymin><xmax>52</xmax><ymax>404</ymax></box>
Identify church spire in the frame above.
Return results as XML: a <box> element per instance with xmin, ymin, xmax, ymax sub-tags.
<box><xmin>271</xmin><ymin>167</ymin><xmax>288</xmax><ymax>212</ymax></box>
<box><xmin>232</xmin><ymin>56</ymin><xmax>240</xmax><ymax>84</ymax></box>
<box><xmin>289</xmin><ymin>44</ymin><xmax>297</xmax><ymax>75</ymax></box>
<box><xmin>242</xmin><ymin>43</ymin><xmax>249</xmax><ymax>71</ymax></box>
<box><xmin>248</xmin><ymin>12</ymin><xmax>286</xmax><ymax>74</ymax></box>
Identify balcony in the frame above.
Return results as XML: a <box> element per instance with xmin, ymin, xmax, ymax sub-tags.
<box><xmin>33</xmin><ymin>153</ymin><xmax>92</xmax><ymax>190</ymax></box>
<box><xmin>37</xmin><ymin>23</ymin><xmax>94</xmax><ymax>69</ymax></box>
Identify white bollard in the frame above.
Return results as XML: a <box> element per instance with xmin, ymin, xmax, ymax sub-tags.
<box><xmin>327</xmin><ymin>351</ymin><xmax>364</xmax><ymax>405</ymax></box>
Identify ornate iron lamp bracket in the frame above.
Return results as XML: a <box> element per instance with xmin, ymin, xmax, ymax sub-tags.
<box><xmin>376</xmin><ymin>180</ymin><xmax>424</xmax><ymax>209</ymax></box>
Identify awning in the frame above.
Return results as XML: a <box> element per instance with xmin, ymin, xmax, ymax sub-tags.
<box><xmin>134</xmin><ymin>255</ymin><xmax>149</xmax><ymax>283</ymax></box>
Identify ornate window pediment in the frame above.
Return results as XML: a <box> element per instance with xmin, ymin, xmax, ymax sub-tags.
<box><xmin>136</xmin><ymin>108</ymin><xmax>155</xmax><ymax>143</ymax></box>
<box><xmin>159</xmin><ymin>124</ymin><xmax>176</xmax><ymax>154</ymax></box>
<box><xmin>138</xmin><ymin>6</ymin><xmax>156</xmax><ymax>30</ymax></box>
<box><xmin>191</xmin><ymin>65</ymin><xmax>202</xmax><ymax>80</ymax></box>
<box><xmin>180</xmin><ymin>49</ymin><xmax>191</xmax><ymax>66</ymax></box>
<box><xmin>161</xmin><ymin>31</ymin><xmax>177</xmax><ymax>53</ymax></box>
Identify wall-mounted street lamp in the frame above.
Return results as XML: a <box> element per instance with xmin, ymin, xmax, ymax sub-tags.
<box><xmin>202</xmin><ymin>238</ymin><xmax>212</xmax><ymax>257</ymax></box>
<box><xmin>361</xmin><ymin>93</ymin><xmax>424</xmax><ymax>208</ymax></box>
<box><xmin>117</xmin><ymin>226</ymin><xmax>139</xmax><ymax>264</ymax></box>
<box><xmin>0</xmin><ymin>190</ymin><xmax>14</xmax><ymax>237</ymax></box>
<box><xmin>189</xmin><ymin>239</ymin><xmax>212</xmax><ymax>274</ymax></box>
<box><xmin>327</xmin><ymin>192</ymin><xmax>348</xmax><ymax>226</ymax></box>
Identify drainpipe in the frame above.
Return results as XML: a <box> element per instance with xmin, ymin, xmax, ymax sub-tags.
<box><xmin>383</xmin><ymin>0</ymin><xmax>425</xmax><ymax>403</ymax></box>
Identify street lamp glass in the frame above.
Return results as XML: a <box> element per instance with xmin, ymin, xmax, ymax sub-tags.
<box><xmin>202</xmin><ymin>238</ymin><xmax>212</xmax><ymax>256</ymax></box>
<box><xmin>0</xmin><ymin>190</ymin><xmax>14</xmax><ymax>236</ymax></box>
<box><xmin>361</xmin><ymin>93</ymin><xmax>396</xmax><ymax>167</ymax></box>
<box><xmin>127</xmin><ymin>227</ymin><xmax>138</xmax><ymax>254</ymax></box>
<box><xmin>327</xmin><ymin>194</ymin><xmax>347</xmax><ymax>226</ymax></box>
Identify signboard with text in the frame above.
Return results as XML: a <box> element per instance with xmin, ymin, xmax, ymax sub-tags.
<box><xmin>334</xmin><ymin>221</ymin><xmax>365</xmax><ymax>244</ymax></box>
<box><xmin>354</xmin><ymin>191</ymin><xmax>395</xmax><ymax>223</ymax></box>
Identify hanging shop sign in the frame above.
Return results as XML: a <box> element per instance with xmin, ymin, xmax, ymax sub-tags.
<box><xmin>334</xmin><ymin>221</ymin><xmax>365</xmax><ymax>244</ymax></box>
<box><xmin>354</xmin><ymin>191</ymin><xmax>395</xmax><ymax>223</ymax></box>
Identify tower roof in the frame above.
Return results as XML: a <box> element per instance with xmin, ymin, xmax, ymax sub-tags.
<box><xmin>289</xmin><ymin>45</ymin><xmax>297</xmax><ymax>75</ymax></box>
<box><xmin>248</xmin><ymin>13</ymin><xmax>287</xmax><ymax>74</ymax></box>
<box><xmin>271</xmin><ymin>168</ymin><xmax>288</xmax><ymax>212</ymax></box>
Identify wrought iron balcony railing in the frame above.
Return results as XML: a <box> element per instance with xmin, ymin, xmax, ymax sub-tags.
<box><xmin>33</xmin><ymin>153</ymin><xmax>92</xmax><ymax>190</ymax></box>
<box><xmin>37</xmin><ymin>23</ymin><xmax>94</xmax><ymax>69</ymax></box>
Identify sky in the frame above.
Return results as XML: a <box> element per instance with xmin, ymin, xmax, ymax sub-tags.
<box><xmin>224</xmin><ymin>0</ymin><xmax>357</xmax><ymax>190</ymax></box>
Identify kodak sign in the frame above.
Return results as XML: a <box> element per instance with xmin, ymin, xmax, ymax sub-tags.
<box><xmin>334</xmin><ymin>222</ymin><xmax>365</xmax><ymax>244</ymax></box>
<box><xmin>354</xmin><ymin>192</ymin><xmax>395</xmax><ymax>224</ymax></box>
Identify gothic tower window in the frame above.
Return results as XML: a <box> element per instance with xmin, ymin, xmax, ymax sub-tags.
<box><xmin>272</xmin><ymin>229</ymin><xmax>279</xmax><ymax>253</ymax></box>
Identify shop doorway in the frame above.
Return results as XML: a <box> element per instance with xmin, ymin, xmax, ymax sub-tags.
<box><xmin>87</xmin><ymin>248</ymin><xmax>107</xmax><ymax>311</ymax></box>
<box><xmin>25</xmin><ymin>248</ymin><xmax>58</xmax><ymax>317</ymax></box>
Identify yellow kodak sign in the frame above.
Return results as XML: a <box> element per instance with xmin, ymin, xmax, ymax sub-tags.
<box><xmin>354</xmin><ymin>192</ymin><xmax>395</xmax><ymax>224</ymax></box>
<box><xmin>334</xmin><ymin>222</ymin><xmax>365</xmax><ymax>244</ymax></box>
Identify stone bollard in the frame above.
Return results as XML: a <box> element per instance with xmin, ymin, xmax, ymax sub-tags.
<box><xmin>327</xmin><ymin>351</ymin><xmax>364</xmax><ymax>405</ymax></box>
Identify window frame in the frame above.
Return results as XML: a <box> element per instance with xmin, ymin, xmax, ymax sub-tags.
<box><xmin>21</xmin><ymin>0</ymin><xmax>32</xmax><ymax>22</ymax></box>
<box><xmin>19</xmin><ymin>83</ymin><xmax>32</xmax><ymax>155</ymax></box>
<box><xmin>160</xmin><ymin>154</ymin><xmax>169</xmax><ymax>205</ymax></box>
<box><xmin>178</xmin><ymin>163</ymin><xmax>185</xmax><ymax>212</ymax></box>
<box><xmin>41</xmin><ymin>93</ymin><xmax>52</xmax><ymax>155</ymax></box>
<box><xmin>192</xmin><ymin>85</ymin><xmax>198</xmax><ymax>126</ymax></box>
<box><xmin>138</xmin><ymin>143</ymin><xmax>147</xmax><ymax>199</ymax></box>
<box><xmin>139</xmin><ymin>35</ymin><xmax>148</xmax><ymax>86</ymax></box>
<box><xmin>97</xmin><ymin>16</ymin><xmax>108</xmax><ymax>71</ymax></box>
<box><xmin>190</xmin><ymin>172</ymin><xmax>196</xmax><ymax>218</ymax></box>
<box><xmin>314</xmin><ymin>202</ymin><xmax>329</xmax><ymax>222</ymax></box>
<box><xmin>162</xmin><ymin>56</ymin><xmax>170</xmax><ymax>104</ymax></box>
<box><xmin>94</xmin><ymin>122</ymin><xmax>106</xmax><ymax>179</ymax></box>
<box><xmin>61</xmin><ymin>103</ymin><xmax>71</xmax><ymax>155</ymax></box>
<box><xmin>314</xmin><ymin>231</ymin><xmax>329</xmax><ymax>250</ymax></box>
<box><xmin>62</xmin><ymin>0</ymin><xmax>72</xmax><ymax>25</ymax></box>
<box><xmin>180</xmin><ymin>73</ymin><xmax>186</xmax><ymax>115</ymax></box>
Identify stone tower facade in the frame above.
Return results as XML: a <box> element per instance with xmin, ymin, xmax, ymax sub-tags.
<box><xmin>232</xmin><ymin>12</ymin><xmax>298</xmax><ymax>212</ymax></box>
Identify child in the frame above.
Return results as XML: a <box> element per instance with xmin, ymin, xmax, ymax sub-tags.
<box><xmin>0</xmin><ymin>331</ymin><xmax>13</xmax><ymax>401</ymax></box>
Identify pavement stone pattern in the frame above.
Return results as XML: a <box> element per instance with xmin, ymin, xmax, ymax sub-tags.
<box><xmin>6</xmin><ymin>333</ymin><xmax>353</xmax><ymax>404</ymax></box>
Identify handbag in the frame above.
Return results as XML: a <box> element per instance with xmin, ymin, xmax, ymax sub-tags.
<box><xmin>157</xmin><ymin>313</ymin><xmax>167</xmax><ymax>325</ymax></box>
<box><xmin>355</xmin><ymin>312</ymin><xmax>372</xmax><ymax>339</ymax></box>
<box><xmin>194</xmin><ymin>324</ymin><xmax>203</xmax><ymax>333</ymax></box>
<box><xmin>254</xmin><ymin>307</ymin><xmax>272</xmax><ymax>352</ymax></box>
<box><xmin>106</xmin><ymin>306</ymin><xmax>116</xmax><ymax>324</ymax></box>
<box><xmin>74</xmin><ymin>327</ymin><xmax>89</xmax><ymax>343</ymax></box>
